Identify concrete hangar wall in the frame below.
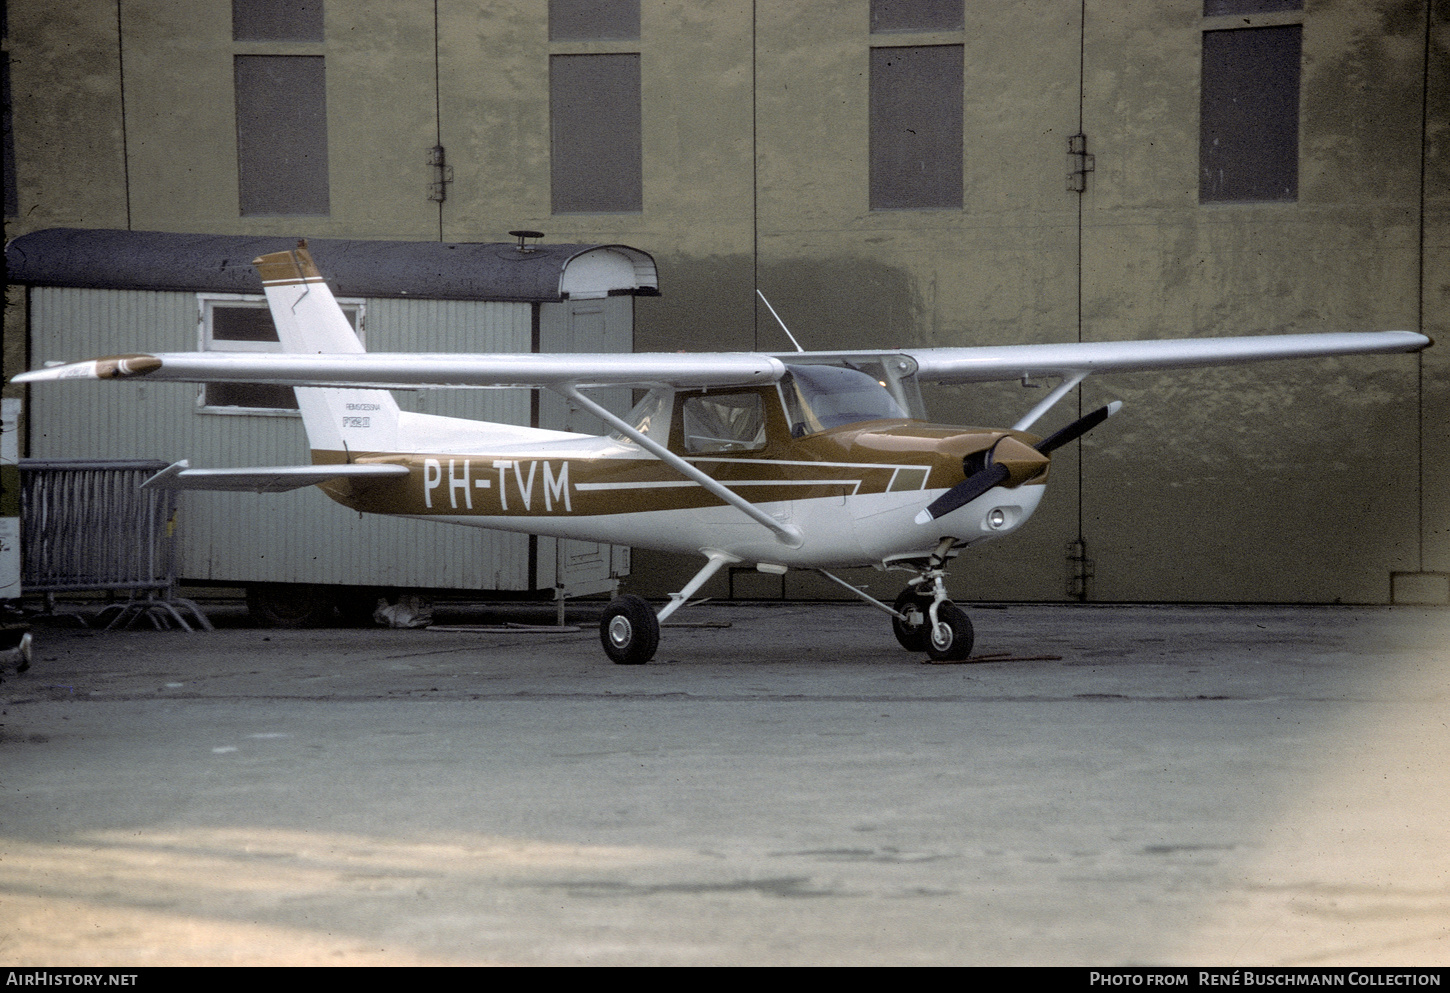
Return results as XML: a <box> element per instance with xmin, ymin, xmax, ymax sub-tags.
<box><xmin>3</xmin><ymin>0</ymin><xmax>1447</xmax><ymax>606</ymax></box>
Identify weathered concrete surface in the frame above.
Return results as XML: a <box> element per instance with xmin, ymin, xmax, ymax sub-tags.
<box><xmin>1</xmin><ymin>602</ymin><xmax>1446</xmax><ymax>966</ymax></box>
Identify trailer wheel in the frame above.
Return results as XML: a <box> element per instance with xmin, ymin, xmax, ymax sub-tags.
<box><xmin>246</xmin><ymin>583</ymin><xmax>336</xmax><ymax>628</ymax></box>
<box><xmin>336</xmin><ymin>589</ymin><xmax>388</xmax><ymax>627</ymax></box>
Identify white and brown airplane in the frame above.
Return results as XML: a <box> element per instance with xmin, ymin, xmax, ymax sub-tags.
<box><xmin>14</xmin><ymin>243</ymin><xmax>1432</xmax><ymax>663</ymax></box>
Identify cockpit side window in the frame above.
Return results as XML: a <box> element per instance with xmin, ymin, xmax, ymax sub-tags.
<box><xmin>609</xmin><ymin>386</ymin><xmax>673</xmax><ymax>445</ymax></box>
<box><xmin>682</xmin><ymin>392</ymin><xmax>767</xmax><ymax>453</ymax></box>
<box><xmin>780</xmin><ymin>364</ymin><xmax>911</xmax><ymax>437</ymax></box>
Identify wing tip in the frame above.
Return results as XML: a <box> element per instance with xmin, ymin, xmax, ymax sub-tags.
<box><xmin>11</xmin><ymin>354</ymin><xmax>162</xmax><ymax>384</ymax></box>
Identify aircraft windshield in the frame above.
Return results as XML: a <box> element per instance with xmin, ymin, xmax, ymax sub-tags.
<box><xmin>780</xmin><ymin>364</ymin><xmax>910</xmax><ymax>436</ymax></box>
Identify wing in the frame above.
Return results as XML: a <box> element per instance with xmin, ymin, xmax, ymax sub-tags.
<box><xmin>787</xmin><ymin>330</ymin><xmax>1430</xmax><ymax>384</ymax></box>
<box><xmin>11</xmin><ymin>351</ymin><xmax>786</xmax><ymax>389</ymax></box>
<box><xmin>14</xmin><ymin>331</ymin><xmax>1428</xmax><ymax>391</ymax></box>
<box><xmin>13</xmin><ymin>330</ymin><xmax>1428</xmax><ymax>390</ymax></box>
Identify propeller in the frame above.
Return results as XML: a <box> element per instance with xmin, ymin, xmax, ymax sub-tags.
<box><xmin>915</xmin><ymin>461</ymin><xmax>1011</xmax><ymax>523</ymax></box>
<box><xmin>1035</xmin><ymin>400</ymin><xmax>1123</xmax><ymax>454</ymax></box>
<box><xmin>916</xmin><ymin>401</ymin><xmax>1123</xmax><ymax>525</ymax></box>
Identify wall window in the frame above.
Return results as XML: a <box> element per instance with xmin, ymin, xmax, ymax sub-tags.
<box><xmin>233</xmin><ymin>1</ymin><xmax>328</xmax><ymax>215</ymax></box>
<box><xmin>233</xmin><ymin>0</ymin><xmax>324</xmax><ymax>42</ymax></box>
<box><xmin>235</xmin><ymin>55</ymin><xmax>330</xmax><ymax>216</ymax></box>
<box><xmin>550</xmin><ymin>54</ymin><xmax>642</xmax><ymax>214</ymax></box>
<box><xmin>549</xmin><ymin>0</ymin><xmax>639</xmax><ymax>42</ymax></box>
<box><xmin>198</xmin><ymin>295</ymin><xmax>362</xmax><ymax>414</ymax></box>
<box><xmin>1200</xmin><ymin>25</ymin><xmax>1302</xmax><ymax>203</ymax></box>
<box><xmin>869</xmin><ymin>45</ymin><xmax>964</xmax><ymax>210</ymax></box>
<box><xmin>870</xmin><ymin>0</ymin><xmax>964</xmax><ymax>34</ymax></box>
<box><xmin>1203</xmin><ymin>1</ymin><xmax>1301</xmax><ymax>16</ymax></box>
<box><xmin>548</xmin><ymin>0</ymin><xmax>641</xmax><ymax>214</ymax></box>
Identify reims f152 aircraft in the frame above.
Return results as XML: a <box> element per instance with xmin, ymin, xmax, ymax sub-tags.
<box><xmin>15</xmin><ymin>243</ymin><xmax>1431</xmax><ymax>663</ymax></box>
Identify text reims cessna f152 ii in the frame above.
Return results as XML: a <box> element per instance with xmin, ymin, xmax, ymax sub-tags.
<box><xmin>15</xmin><ymin>243</ymin><xmax>1431</xmax><ymax>663</ymax></box>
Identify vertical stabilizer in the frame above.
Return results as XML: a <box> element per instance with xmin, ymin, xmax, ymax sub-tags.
<box><xmin>252</xmin><ymin>241</ymin><xmax>400</xmax><ymax>456</ymax></box>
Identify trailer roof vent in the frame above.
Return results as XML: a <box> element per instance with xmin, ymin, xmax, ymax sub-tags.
<box><xmin>509</xmin><ymin>230</ymin><xmax>545</xmax><ymax>253</ymax></box>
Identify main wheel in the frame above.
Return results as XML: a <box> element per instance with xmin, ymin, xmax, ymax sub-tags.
<box><xmin>600</xmin><ymin>594</ymin><xmax>660</xmax><ymax>665</ymax></box>
<box><xmin>891</xmin><ymin>588</ymin><xmax>933</xmax><ymax>652</ymax></box>
<box><xmin>926</xmin><ymin>601</ymin><xmax>974</xmax><ymax>662</ymax></box>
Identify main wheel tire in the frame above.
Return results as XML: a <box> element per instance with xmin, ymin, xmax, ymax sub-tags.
<box><xmin>926</xmin><ymin>601</ymin><xmax>974</xmax><ymax>662</ymax></box>
<box><xmin>246</xmin><ymin>583</ymin><xmax>336</xmax><ymax>629</ymax></box>
<box><xmin>600</xmin><ymin>594</ymin><xmax>660</xmax><ymax>665</ymax></box>
<box><xmin>891</xmin><ymin>588</ymin><xmax>934</xmax><ymax>652</ymax></box>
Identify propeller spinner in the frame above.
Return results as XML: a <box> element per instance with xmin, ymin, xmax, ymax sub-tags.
<box><xmin>916</xmin><ymin>401</ymin><xmax>1123</xmax><ymax>524</ymax></box>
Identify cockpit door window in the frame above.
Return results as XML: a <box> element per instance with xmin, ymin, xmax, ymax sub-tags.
<box><xmin>682</xmin><ymin>392</ymin><xmax>767</xmax><ymax>454</ymax></box>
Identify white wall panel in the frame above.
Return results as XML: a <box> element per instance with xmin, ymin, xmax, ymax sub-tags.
<box><xmin>28</xmin><ymin>288</ymin><xmax>540</xmax><ymax>591</ymax></box>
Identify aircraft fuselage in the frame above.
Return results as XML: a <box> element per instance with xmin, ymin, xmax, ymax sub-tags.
<box><xmin>314</xmin><ymin>410</ymin><xmax>1050</xmax><ymax>568</ymax></box>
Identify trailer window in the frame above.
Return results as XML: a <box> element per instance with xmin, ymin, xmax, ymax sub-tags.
<box><xmin>197</xmin><ymin>294</ymin><xmax>363</xmax><ymax>415</ymax></box>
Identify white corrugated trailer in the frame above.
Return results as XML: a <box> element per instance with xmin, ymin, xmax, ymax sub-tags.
<box><xmin>8</xmin><ymin>228</ymin><xmax>657</xmax><ymax>623</ymax></box>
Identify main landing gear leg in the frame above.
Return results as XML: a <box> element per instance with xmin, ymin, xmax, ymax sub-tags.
<box><xmin>599</xmin><ymin>550</ymin><xmax>739</xmax><ymax>665</ymax></box>
<box><xmin>892</xmin><ymin>538</ymin><xmax>974</xmax><ymax>662</ymax></box>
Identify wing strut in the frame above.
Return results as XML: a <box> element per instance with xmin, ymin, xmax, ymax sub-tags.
<box><xmin>556</xmin><ymin>384</ymin><xmax>805</xmax><ymax>548</ymax></box>
<box><xmin>1012</xmin><ymin>371</ymin><xmax>1087</xmax><ymax>432</ymax></box>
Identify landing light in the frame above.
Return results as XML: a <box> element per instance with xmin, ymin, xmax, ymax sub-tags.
<box><xmin>988</xmin><ymin>508</ymin><xmax>1007</xmax><ymax>529</ymax></box>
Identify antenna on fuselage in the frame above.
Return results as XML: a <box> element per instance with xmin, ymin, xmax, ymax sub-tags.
<box><xmin>756</xmin><ymin>289</ymin><xmax>805</xmax><ymax>353</ymax></box>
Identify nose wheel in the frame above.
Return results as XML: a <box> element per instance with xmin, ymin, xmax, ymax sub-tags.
<box><xmin>924</xmin><ymin>601</ymin><xmax>973</xmax><ymax>661</ymax></box>
<box><xmin>893</xmin><ymin>589</ymin><xmax>973</xmax><ymax>661</ymax></box>
<box><xmin>889</xmin><ymin>538</ymin><xmax>974</xmax><ymax>661</ymax></box>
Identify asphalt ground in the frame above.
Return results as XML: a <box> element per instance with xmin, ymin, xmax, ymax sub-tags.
<box><xmin>0</xmin><ymin>601</ymin><xmax>1447</xmax><ymax>966</ymax></box>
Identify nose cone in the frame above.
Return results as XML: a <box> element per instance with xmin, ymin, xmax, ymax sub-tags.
<box><xmin>911</xmin><ymin>433</ymin><xmax>1052</xmax><ymax>527</ymax></box>
<box><xmin>986</xmin><ymin>436</ymin><xmax>1051</xmax><ymax>487</ymax></box>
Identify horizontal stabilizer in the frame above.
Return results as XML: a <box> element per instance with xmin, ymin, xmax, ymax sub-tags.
<box><xmin>142</xmin><ymin>460</ymin><xmax>409</xmax><ymax>493</ymax></box>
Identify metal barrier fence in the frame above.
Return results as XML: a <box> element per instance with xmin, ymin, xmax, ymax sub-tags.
<box><xmin>19</xmin><ymin>459</ymin><xmax>211</xmax><ymax>630</ymax></box>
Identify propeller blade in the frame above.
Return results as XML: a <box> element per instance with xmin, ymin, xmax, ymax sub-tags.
<box><xmin>915</xmin><ymin>402</ymin><xmax>1123</xmax><ymax>526</ymax></box>
<box><xmin>1034</xmin><ymin>401</ymin><xmax>1123</xmax><ymax>455</ymax></box>
<box><xmin>915</xmin><ymin>462</ymin><xmax>1011</xmax><ymax>524</ymax></box>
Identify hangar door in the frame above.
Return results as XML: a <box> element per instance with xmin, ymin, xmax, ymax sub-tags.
<box><xmin>920</xmin><ymin>1</ymin><xmax>1427</xmax><ymax>605</ymax></box>
<box><xmin>1071</xmin><ymin>2</ymin><xmax>1425</xmax><ymax>604</ymax></box>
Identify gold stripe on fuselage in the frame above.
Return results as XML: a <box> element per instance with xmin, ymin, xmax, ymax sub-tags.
<box><xmin>310</xmin><ymin>419</ymin><xmax>1048</xmax><ymax>519</ymax></box>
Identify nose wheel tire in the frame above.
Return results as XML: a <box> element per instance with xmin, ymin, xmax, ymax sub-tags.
<box><xmin>926</xmin><ymin>601</ymin><xmax>974</xmax><ymax>662</ymax></box>
<box><xmin>891</xmin><ymin>588</ymin><xmax>934</xmax><ymax>652</ymax></box>
<box><xmin>600</xmin><ymin>594</ymin><xmax>660</xmax><ymax>665</ymax></box>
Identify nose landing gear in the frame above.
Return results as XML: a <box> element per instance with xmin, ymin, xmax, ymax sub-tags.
<box><xmin>889</xmin><ymin>539</ymin><xmax>974</xmax><ymax>661</ymax></box>
<box><xmin>892</xmin><ymin>590</ymin><xmax>974</xmax><ymax>661</ymax></box>
<box><xmin>822</xmin><ymin>537</ymin><xmax>974</xmax><ymax>662</ymax></box>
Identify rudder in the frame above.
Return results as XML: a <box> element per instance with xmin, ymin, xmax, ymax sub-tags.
<box><xmin>252</xmin><ymin>241</ymin><xmax>401</xmax><ymax>456</ymax></box>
